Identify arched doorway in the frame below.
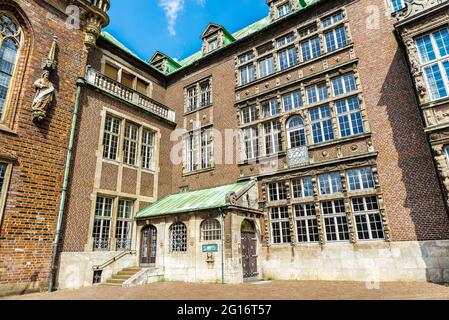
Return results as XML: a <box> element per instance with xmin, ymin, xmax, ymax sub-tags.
<box><xmin>241</xmin><ymin>219</ymin><xmax>258</xmax><ymax>279</ymax></box>
<box><xmin>140</xmin><ymin>225</ymin><xmax>157</xmax><ymax>266</ymax></box>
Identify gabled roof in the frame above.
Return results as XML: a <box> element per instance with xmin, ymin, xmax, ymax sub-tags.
<box><xmin>136</xmin><ymin>182</ymin><xmax>252</xmax><ymax>219</ymax></box>
<box><xmin>201</xmin><ymin>23</ymin><xmax>236</xmax><ymax>42</ymax></box>
<box><xmin>149</xmin><ymin>51</ymin><xmax>181</xmax><ymax>68</ymax></box>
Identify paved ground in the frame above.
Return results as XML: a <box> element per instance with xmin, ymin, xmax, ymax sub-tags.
<box><xmin>3</xmin><ymin>281</ymin><xmax>449</xmax><ymax>300</ymax></box>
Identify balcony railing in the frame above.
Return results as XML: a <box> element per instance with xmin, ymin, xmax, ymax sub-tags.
<box><xmin>86</xmin><ymin>67</ymin><xmax>176</xmax><ymax>123</ymax></box>
<box><xmin>286</xmin><ymin>146</ymin><xmax>310</xmax><ymax>168</ymax></box>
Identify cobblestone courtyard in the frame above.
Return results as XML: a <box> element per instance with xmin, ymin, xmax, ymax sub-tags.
<box><xmin>4</xmin><ymin>281</ymin><xmax>449</xmax><ymax>300</ymax></box>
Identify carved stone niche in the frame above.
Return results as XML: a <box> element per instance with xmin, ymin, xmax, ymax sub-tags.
<box><xmin>424</xmin><ymin>104</ymin><xmax>449</xmax><ymax>127</ymax></box>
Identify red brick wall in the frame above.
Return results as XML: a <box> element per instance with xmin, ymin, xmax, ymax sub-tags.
<box><xmin>0</xmin><ymin>0</ymin><xmax>88</xmax><ymax>294</ymax></box>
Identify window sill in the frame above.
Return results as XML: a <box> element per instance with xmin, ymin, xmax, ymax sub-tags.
<box><xmin>0</xmin><ymin>123</ymin><xmax>17</xmax><ymax>135</ymax></box>
<box><xmin>184</xmin><ymin>103</ymin><xmax>213</xmax><ymax>116</ymax></box>
<box><xmin>182</xmin><ymin>167</ymin><xmax>215</xmax><ymax>177</ymax></box>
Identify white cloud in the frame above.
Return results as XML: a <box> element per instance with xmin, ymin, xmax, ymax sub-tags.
<box><xmin>159</xmin><ymin>0</ymin><xmax>185</xmax><ymax>36</ymax></box>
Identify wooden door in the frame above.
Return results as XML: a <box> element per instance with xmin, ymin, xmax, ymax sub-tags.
<box><xmin>140</xmin><ymin>226</ymin><xmax>157</xmax><ymax>265</ymax></box>
<box><xmin>241</xmin><ymin>230</ymin><xmax>258</xmax><ymax>278</ymax></box>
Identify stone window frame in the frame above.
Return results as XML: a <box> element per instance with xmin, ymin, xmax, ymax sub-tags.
<box><xmin>321</xmin><ymin>199</ymin><xmax>350</xmax><ymax>242</ymax></box>
<box><xmin>236</xmin><ymin>65</ymin><xmax>370</xmax><ymax>163</ymax></box>
<box><xmin>269</xmin><ymin>206</ymin><xmax>291</xmax><ymax>244</ymax></box>
<box><xmin>0</xmin><ymin>160</ymin><xmax>12</xmax><ymax>227</ymax></box>
<box><xmin>115</xmin><ymin>199</ymin><xmax>134</xmax><ymax>251</ymax></box>
<box><xmin>100</xmin><ymin>109</ymin><xmax>160</xmax><ymax>173</ymax></box>
<box><xmin>100</xmin><ymin>54</ymin><xmax>154</xmax><ymax>98</ymax></box>
<box><xmin>286</xmin><ymin>116</ymin><xmax>307</xmax><ymax>149</ymax></box>
<box><xmin>294</xmin><ymin>203</ymin><xmax>320</xmax><ymax>243</ymax></box>
<box><xmin>169</xmin><ymin>221</ymin><xmax>188</xmax><ymax>252</ymax></box>
<box><xmin>262</xmin><ymin>162</ymin><xmax>389</xmax><ymax>246</ymax></box>
<box><xmin>183</xmin><ymin>76</ymin><xmax>213</xmax><ymax>114</ymax></box>
<box><xmin>235</xmin><ymin>7</ymin><xmax>352</xmax><ymax>89</ymax></box>
<box><xmin>0</xmin><ymin>7</ymin><xmax>32</xmax><ymax>133</ymax></box>
<box><xmin>351</xmin><ymin>196</ymin><xmax>385</xmax><ymax>241</ymax></box>
<box><xmin>415</xmin><ymin>27</ymin><xmax>449</xmax><ymax>102</ymax></box>
<box><xmin>183</xmin><ymin>125</ymin><xmax>213</xmax><ymax>174</ymax></box>
<box><xmin>200</xmin><ymin>218</ymin><xmax>222</xmax><ymax>241</ymax></box>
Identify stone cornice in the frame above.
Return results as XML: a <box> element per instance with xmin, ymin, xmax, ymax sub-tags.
<box><xmin>393</xmin><ymin>0</ymin><xmax>449</xmax><ymax>25</ymax></box>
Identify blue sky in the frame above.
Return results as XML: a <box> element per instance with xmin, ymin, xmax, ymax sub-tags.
<box><xmin>104</xmin><ymin>0</ymin><xmax>268</xmax><ymax>62</ymax></box>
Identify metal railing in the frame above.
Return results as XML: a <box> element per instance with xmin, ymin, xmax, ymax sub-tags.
<box><xmin>92</xmin><ymin>250</ymin><xmax>137</xmax><ymax>271</ymax></box>
<box><xmin>85</xmin><ymin>67</ymin><xmax>176</xmax><ymax>123</ymax></box>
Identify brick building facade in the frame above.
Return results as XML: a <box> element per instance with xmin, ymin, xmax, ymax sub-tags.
<box><xmin>2</xmin><ymin>0</ymin><xmax>449</xmax><ymax>295</ymax></box>
<box><xmin>0</xmin><ymin>0</ymin><xmax>109</xmax><ymax>296</ymax></box>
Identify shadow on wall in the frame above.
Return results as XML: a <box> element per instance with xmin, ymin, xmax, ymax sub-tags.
<box><xmin>378</xmin><ymin>44</ymin><xmax>449</xmax><ymax>282</ymax></box>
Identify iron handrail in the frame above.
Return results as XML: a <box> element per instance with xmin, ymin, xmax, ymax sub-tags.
<box><xmin>92</xmin><ymin>250</ymin><xmax>137</xmax><ymax>271</ymax></box>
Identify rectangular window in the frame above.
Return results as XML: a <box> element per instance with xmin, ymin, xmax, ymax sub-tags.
<box><xmin>306</xmin><ymin>83</ymin><xmax>328</xmax><ymax>104</ymax></box>
<box><xmin>186</xmin><ymin>129</ymin><xmax>211</xmax><ymax>172</ymax></box>
<box><xmin>277</xmin><ymin>33</ymin><xmax>296</xmax><ymax>48</ymax></box>
<box><xmin>136</xmin><ymin>78</ymin><xmax>149</xmax><ymax>96</ymax></box>
<box><xmin>187</xmin><ymin>86</ymin><xmax>198</xmax><ymax>112</ymax></box>
<box><xmin>0</xmin><ymin>162</ymin><xmax>8</xmax><ymax>216</ymax></box>
<box><xmin>318</xmin><ymin>172</ymin><xmax>342</xmax><ymax>195</ymax></box>
<box><xmin>270</xmin><ymin>206</ymin><xmax>291</xmax><ymax>244</ymax></box>
<box><xmin>258</xmin><ymin>55</ymin><xmax>275</xmax><ymax>78</ymax></box>
<box><xmin>347</xmin><ymin>167</ymin><xmax>375</xmax><ymax>191</ymax></box>
<box><xmin>243</xmin><ymin>127</ymin><xmax>259</xmax><ymax>160</ymax></box>
<box><xmin>240</xmin><ymin>64</ymin><xmax>255</xmax><ymax>85</ymax></box>
<box><xmin>103</xmin><ymin>114</ymin><xmax>121</xmax><ymax>161</ymax></box>
<box><xmin>262</xmin><ymin>99</ymin><xmax>279</xmax><ymax>118</ymax></box>
<box><xmin>336</xmin><ymin>97</ymin><xmax>364</xmax><ymax>137</ymax></box>
<box><xmin>325</xmin><ymin>25</ymin><xmax>347</xmax><ymax>52</ymax></box>
<box><xmin>123</xmin><ymin>122</ymin><xmax>138</xmax><ymax>166</ymax></box>
<box><xmin>299</xmin><ymin>24</ymin><xmax>317</xmax><ymax>38</ymax></box>
<box><xmin>322</xmin><ymin>12</ymin><xmax>344</xmax><ymax>28</ymax></box>
<box><xmin>310</xmin><ymin>105</ymin><xmax>334</xmax><ymax>144</ymax></box>
<box><xmin>104</xmin><ymin>63</ymin><xmax>119</xmax><ymax>81</ymax></box>
<box><xmin>200</xmin><ymin>80</ymin><xmax>211</xmax><ymax>107</ymax></box>
<box><xmin>208</xmin><ymin>39</ymin><xmax>219</xmax><ymax>52</ymax></box>
<box><xmin>292</xmin><ymin>176</ymin><xmax>314</xmax><ymax>199</ymax></box>
<box><xmin>278</xmin><ymin>47</ymin><xmax>298</xmax><ymax>70</ymax></box>
<box><xmin>332</xmin><ymin>73</ymin><xmax>357</xmax><ymax>96</ymax></box>
<box><xmin>352</xmin><ymin>196</ymin><xmax>385</xmax><ymax>240</ymax></box>
<box><xmin>282</xmin><ymin>91</ymin><xmax>303</xmax><ymax>111</ymax></box>
<box><xmin>268</xmin><ymin>182</ymin><xmax>287</xmax><ymax>202</ymax></box>
<box><xmin>300</xmin><ymin>37</ymin><xmax>321</xmax><ymax>62</ymax></box>
<box><xmin>116</xmin><ymin>199</ymin><xmax>134</xmax><ymax>251</ymax></box>
<box><xmin>264</xmin><ymin>119</ymin><xmax>282</xmax><ymax>155</ymax></box>
<box><xmin>241</xmin><ymin>106</ymin><xmax>257</xmax><ymax>124</ymax></box>
<box><xmin>295</xmin><ymin>204</ymin><xmax>319</xmax><ymax>243</ymax></box>
<box><xmin>93</xmin><ymin>197</ymin><xmax>113</xmax><ymax>250</ymax></box>
<box><xmin>278</xmin><ymin>2</ymin><xmax>292</xmax><ymax>18</ymax></box>
<box><xmin>239</xmin><ymin>51</ymin><xmax>254</xmax><ymax>64</ymax></box>
<box><xmin>186</xmin><ymin>132</ymin><xmax>199</xmax><ymax>172</ymax></box>
<box><xmin>141</xmin><ymin>129</ymin><xmax>155</xmax><ymax>170</ymax></box>
<box><xmin>322</xmin><ymin>199</ymin><xmax>349</xmax><ymax>242</ymax></box>
<box><xmin>201</xmin><ymin>129</ymin><xmax>212</xmax><ymax>170</ymax></box>
<box><xmin>416</xmin><ymin>28</ymin><xmax>449</xmax><ymax>101</ymax></box>
<box><xmin>121</xmin><ymin>72</ymin><xmax>135</xmax><ymax>89</ymax></box>
<box><xmin>390</xmin><ymin>0</ymin><xmax>405</xmax><ymax>12</ymax></box>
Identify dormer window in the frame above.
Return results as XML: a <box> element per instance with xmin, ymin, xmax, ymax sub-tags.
<box><xmin>278</xmin><ymin>2</ymin><xmax>292</xmax><ymax>18</ymax></box>
<box><xmin>208</xmin><ymin>39</ymin><xmax>219</xmax><ymax>52</ymax></box>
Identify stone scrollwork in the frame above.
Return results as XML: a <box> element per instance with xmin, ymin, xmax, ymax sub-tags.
<box><xmin>392</xmin><ymin>0</ymin><xmax>445</xmax><ymax>21</ymax></box>
<box><xmin>404</xmin><ymin>38</ymin><xmax>427</xmax><ymax>98</ymax></box>
<box><xmin>31</xmin><ymin>37</ymin><xmax>57</xmax><ymax>123</ymax></box>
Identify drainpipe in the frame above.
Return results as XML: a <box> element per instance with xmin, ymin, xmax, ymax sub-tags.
<box><xmin>219</xmin><ymin>208</ymin><xmax>225</xmax><ymax>285</ymax></box>
<box><xmin>48</xmin><ymin>73</ymin><xmax>86</xmax><ymax>292</ymax></box>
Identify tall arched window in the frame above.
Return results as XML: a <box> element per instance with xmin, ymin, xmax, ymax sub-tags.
<box><xmin>0</xmin><ymin>12</ymin><xmax>21</xmax><ymax>121</ymax></box>
<box><xmin>170</xmin><ymin>222</ymin><xmax>187</xmax><ymax>252</ymax></box>
<box><xmin>287</xmin><ymin>116</ymin><xmax>306</xmax><ymax>148</ymax></box>
<box><xmin>201</xmin><ymin>219</ymin><xmax>221</xmax><ymax>241</ymax></box>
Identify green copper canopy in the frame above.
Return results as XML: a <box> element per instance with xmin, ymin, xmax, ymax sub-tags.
<box><xmin>136</xmin><ymin>182</ymin><xmax>251</xmax><ymax>219</ymax></box>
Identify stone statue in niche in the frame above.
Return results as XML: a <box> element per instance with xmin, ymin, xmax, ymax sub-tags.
<box><xmin>31</xmin><ymin>36</ymin><xmax>57</xmax><ymax>123</ymax></box>
<box><xmin>31</xmin><ymin>70</ymin><xmax>55</xmax><ymax>122</ymax></box>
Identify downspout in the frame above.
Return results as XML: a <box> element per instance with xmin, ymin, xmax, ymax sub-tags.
<box><xmin>48</xmin><ymin>73</ymin><xmax>86</xmax><ymax>292</ymax></box>
<box><xmin>219</xmin><ymin>208</ymin><xmax>225</xmax><ymax>285</ymax></box>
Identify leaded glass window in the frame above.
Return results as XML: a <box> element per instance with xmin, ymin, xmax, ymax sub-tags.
<box><xmin>352</xmin><ymin>196</ymin><xmax>384</xmax><ymax>240</ymax></box>
<box><xmin>103</xmin><ymin>114</ymin><xmax>121</xmax><ymax>161</ymax></box>
<box><xmin>115</xmin><ymin>199</ymin><xmax>133</xmax><ymax>250</ymax></box>
<box><xmin>201</xmin><ymin>219</ymin><xmax>222</xmax><ymax>241</ymax></box>
<box><xmin>170</xmin><ymin>222</ymin><xmax>187</xmax><ymax>252</ymax></box>
<box><xmin>93</xmin><ymin>197</ymin><xmax>113</xmax><ymax>250</ymax></box>
<box><xmin>270</xmin><ymin>206</ymin><xmax>291</xmax><ymax>244</ymax></box>
<box><xmin>295</xmin><ymin>204</ymin><xmax>319</xmax><ymax>243</ymax></box>
<box><xmin>347</xmin><ymin>167</ymin><xmax>375</xmax><ymax>191</ymax></box>
<box><xmin>0</xmin><ymin>13</ymin><xmax>21</xmax><ymax>120</ymax></box>
<box><xmin>322</xmin><ymin>199</ymin><xmax>349</xmax><ymax>242</ymax></box>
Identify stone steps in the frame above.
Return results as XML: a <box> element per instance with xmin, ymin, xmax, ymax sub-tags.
<box><xmin>104</xmin><ymin>267</ymin><xmax>141</xmax><ymax>286</ymax></box>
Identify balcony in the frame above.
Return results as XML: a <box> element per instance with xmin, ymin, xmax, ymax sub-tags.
<box><xmin>286</xmin><ymin>146</ymin><xmax>310</xmax><ymax>168</ymax></box>
<box><xmin>86</xmin><ymin>67</ymin><xmax>176</xmax><ymax>123</ymax></box>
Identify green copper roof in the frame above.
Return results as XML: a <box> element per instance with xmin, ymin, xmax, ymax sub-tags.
<box><xmin>136</xmin><ymin>182</ymin><xmax>250</xmax><ymax>219</ymax></box>
<box><xmin>101</xmin><ymin>0</ymin><xmax>322</xmax><ymax>75</ymax></box>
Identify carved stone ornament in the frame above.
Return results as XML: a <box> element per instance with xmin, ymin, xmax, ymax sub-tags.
<box><xmin>392</xmin><ymin>0</ymin><xmax>445</xmax><ymax>21</ymax></box>
<box><xmin>31</xmin><ymin>37</ymin><xmax>57</xmax><ymax>123</ymax></box>
<box><xmin>404</xmin><ymin>37</ymin><xmax>427</xmax><ymax>97</ymax></box>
